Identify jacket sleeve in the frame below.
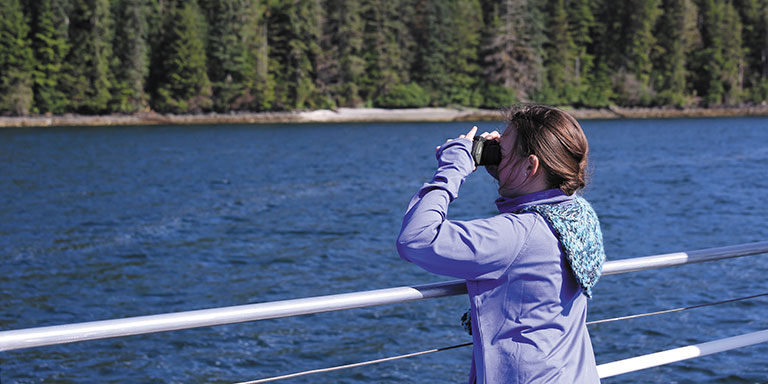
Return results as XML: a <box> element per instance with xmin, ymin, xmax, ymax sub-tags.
<box><xmin>395</xmin><ymin>138</ymin><xmax>527</xmax><ymax>281</ymax></box>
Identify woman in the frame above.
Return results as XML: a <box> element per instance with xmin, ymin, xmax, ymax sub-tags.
<box><xmin>396</xmin><ymin>105</ymin><xmax>605</xmax><ymax>383</ymax></box>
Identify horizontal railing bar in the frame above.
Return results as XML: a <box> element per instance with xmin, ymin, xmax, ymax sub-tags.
<box><xmin>0</xmin><ymin>281</ymin><xmax>466</xmax><ymax>352</ymax></box>
<box><xmin>1</xmin><ymin>241</ymin><xmax>767</xmax><ymax>352</ymax></box>
<box><xmin>597</xmin><ymin>328</ymin><xmax>768</xmax><ymax>378</ymax></box>
<box><xmin>601</xmin><ymin>241</ymin><xmax>768</xmax><ymax>275</ymax></box>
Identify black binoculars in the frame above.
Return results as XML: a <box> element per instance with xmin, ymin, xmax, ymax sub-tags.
<box><xmin>471</xmin><ymin>136</ymin><xmax>501</xmax><ymax>166</ymax></box>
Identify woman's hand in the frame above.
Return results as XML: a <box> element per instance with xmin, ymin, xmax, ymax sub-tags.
<box><xmin>436</xmin><ymin>126</ymin><xmax>479</xmax><ymax>151</ymax></box>
<box><xmin>478</xmin><ymin>129</ymin><xmax>500</xmax><ymax>141</ymax></box>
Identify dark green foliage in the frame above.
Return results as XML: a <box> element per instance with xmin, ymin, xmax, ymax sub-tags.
<box><xmin>60</xmin><ymin>0</ymin><xmax>114</xmax><ymax>113</ymax></box>
<box><xmin>734</xmin><ymin>0</ymin><xmax>768</xmax><ymax>101</ymax></box>
<box><xmin>199</xmin><ymin>0</ymin><xmax>271</xmax><ymax>112</ymax></box>
<box><xmin>112</xmin><ymin>0</ymin><xmax>149</xmax><ymax>112</ymax></box>
<box><xmin>152</xmin><ymin>0</ymin><xmax>212</xmax><ymax>113</ymax></box>
<box><xmin>28</xmin><ymin>0</ymin><xmax>69</xmax><ymax>114</ymax></box>
<box><xmin>318</xmin><ymin>0</ymin><xmax>365</xmax><ymax>107</ymax></box>
<box><xmin>243</xmin><ymin>0</ymin><xmax>276</xmax><ymax>111</ymax></box>
<box><xmin>374</xmin><ymin>83</ymin><xmax>430</xmax><ymax>108</ymax></box>
<box><xmin>482</xmin><ymin>0</ymin><xmax>545</xmax><ymax>102</ymax></box>
<box><xmin>482</xmin><ymin>84</ymin><xmax>519</xmax><ymax>108</ymax></box>
<box><xmin>540</xmin><ymin>0</ymin><xmax>578</xmax><ymax>105</ymax></box>
<box><xmin>8</xmin><ymin>0</ymin><xmax>768</xmax><ymax>114</ymax></box>
<box><xmin>652</xmin><ymin>0</ymin><xmax>698</xmax><ymax>106</ymax></box>
<box><xmin>359</xmin><ymin>0</ymin><xmax>415</xmax><ymax>104</ymax></box>
<box><xmin>694</xmin><ymin>0</ymin><xmax>744</xmax><ymax>105</ymax></box>
<box><xmin>443</xmin><ymin>0</ymin><xmax>484</xmax><ymax>107</ymax></box>
<box><xmin>267</xmin><ymin>0</ymin><xmax>321</xmax><ymax>110</ymax></box>
<box><xmin>0</xmin><ymin>0</ymin><xmax>35</xmax><ymax>115</ymax></box>
<box><xmin>411</xmin><ymin>0</ymin><xmax>452</xmax><ymax>105</ymax></box>
<box><xmin>607</xmin><ymin>0</ymin><xmax>662</xmax><ymax>106</ymax></box>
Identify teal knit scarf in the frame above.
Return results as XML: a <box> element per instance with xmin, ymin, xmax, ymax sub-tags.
<box><xmin>519</xmin><ymin>196</ymin><xmax>605</xmax><ymax>298</ymax></box>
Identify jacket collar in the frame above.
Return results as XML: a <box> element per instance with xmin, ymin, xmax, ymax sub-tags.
<box><xmin>495</xmin><ymin>188</ymin><xmax>574</xmax><ymax>213</ymax></box>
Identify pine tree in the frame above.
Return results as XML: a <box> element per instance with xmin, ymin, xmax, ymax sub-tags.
<box><xmin>411</xmin><ymin>0</ymin><xmax>451</xmax><ymax>105</ymax></box>
<box><xmin>199</xmin><ymin>0</ymin><xmax>257</xmax><ymax>111</ymax></box>
<box><xmin>152</xmin><ymin>0</ymin><xmax>213</xmax><ymax>113</ymax></box>
<box><xmin>541</xmin><ymin>0</ymin><xmax>578</xmax><ymax>105</ymax></box>
<box><xmin>112</xmin><ymin>0</ymin><xmax>150</xmax><ymax>113</ymax></box>
<box><xmin>652</xmin><ymin>0</ymin><xmax>697</xmax><ymax>106</ymax></box>
<box><xmin>581</xmin><ymin>0</ymin><xmax>615</xmax><ymax>107</ymax></box>
<box><xmin>721</xmin><ymin>0</ymin><xmax>744</xmax><ymax>104</ymax></box>
<box><xmin>733</xmin><ymin>0</ymin><xmax>767</xmax><ymax>101</ymax></box>
<box><xmin>60</xmin><ymin>0</ymin><xmax>114</xmax><ymax>113</ymax></box>
<box><xmin>0</xmin><ymin>0</ymin><xmax>35</xmax><ymax>115</ymax></box>
<box><xmin>443</xmin><ymin>0</ymin><xmax>484</xmax><ymax>106</ymax></box>
<box><xmin>751</xmin><ymin>0</ymin><xmax>768</xmax><ymax>102</ymax></box>
<box><xmin>612</xmin><ymin>0</ymin><xmax>662</xmax><ymax>106</ymax></box>
<box><xmin>28</xmin><ymin>0</ymin><xmax>69</xmax><ymax>114</ymax></box>
<box><xmin>695</xmin><ymin>0</ymin><xmax>743</xmax><ymax>105</ymax></box>
<box><xmin>267</xmin><ymin>0</ymin><xmax>321</xmax><ymax>110</ymax></box>
<box><xmin>567</xmin><ymin>0</ymin><xmax>596</xmax><ymax>105</ymax></box>
<box><xmin>481</xmin><ymin>0</ymin><xmax>545</xmax><ymax>103</ymax></box>
<box><xmin>318</xmin><ymin>0</ymin><xmax>365</xmax><ymax>107</ymax></box>
<box><xmin>242</xmin><ymin>0</ymin><xmax>275</xmax><ymax>111</ymax></box>
<box><xmin>360</xmin><ymin>0</ymin><xmax>415</xmax><ymax>105</ymax></box>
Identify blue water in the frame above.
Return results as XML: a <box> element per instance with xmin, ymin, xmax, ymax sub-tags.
<box><xmin>1</xmin><ymin>117</ymin><xmax>767</xmax><ymax>383</ymax></box>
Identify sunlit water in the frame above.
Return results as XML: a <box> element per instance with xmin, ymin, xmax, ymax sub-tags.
<box><xmin>1</xmin><ymin>117</ymin><xmax>767</xmax><ymax>383</ymax></box>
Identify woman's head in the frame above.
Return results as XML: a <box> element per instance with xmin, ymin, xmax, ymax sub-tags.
<box><xmin>496</xmin><ymin>105</ymin><xmax>589</xmax><ymax>197</ymax></box>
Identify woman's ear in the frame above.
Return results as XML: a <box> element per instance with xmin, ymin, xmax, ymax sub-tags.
<box><xmin>527</xmin><ymin>154</ymin><xmax>540</xmax><ymax>177</ymax></box>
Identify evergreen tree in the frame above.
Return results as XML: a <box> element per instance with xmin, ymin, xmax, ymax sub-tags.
<box><xmin>60</xmin><ymin>0</ymin><xmax>114</xmax><ymax>113</ymax></box>
<box><xmin>720</xmin><ymin>0</ymin><xmax>744</xmax><ymax>104</ymax></box>
<box><xmin>318</xmin><ymin>0</ymin><xmax>365</xmax><ymax>107</ymax></box>
<box><xmin>581</xmin><ymin>0</ymin><xmax>615</xmax><ymax>106</ymax></box>
<box><xmin>567</xmin><ymin>0</ymin><xmax>596</xmax><ymax>105</ymax></box>
<box><xmin>242</xmin><ymin>0</ymin><xmax>275</xmax><ymax>111</ymax></box>
<box><xmin>411</xmin><ymin>0</ymin><xmax>452</xmax><ymax>105</ymax></box>
<box><xmin>267</xmin><ymin>0</ymin><xmax>321</xmax><ymax>110</ymax></box>
<box><xmin>481</xmin><ymin>0</ymin><xmax>545</xmax><ymax>103</ymax></box>
<box><xmin>199</xmin><ymin>0</ymin><xmax>259</xmax><ymax>111</ymax></box>
<box><xmin>153</xmin><ymin>0</ymin><xmax>212</xmax><ymax>113</ymax></box>
<box><xmin>112</xmin><ymin>0</ymin><xmax>150</xmax><ymax>113</ymax></box>
<box><xmin>751</xmin><ymin>0</ymin><xmax>768</xmax><ymax>101</ymax></box>
<box><xmin>733</xmin><ymin>0</ymin><xmax>768</xmax><ymax>101</ymax></box>
<box><xmin>360</xmin><ymin>0</ymin><xmax>415</xmax><ymax>105</ymax></box>
<box><xmin>541</xmin><ymin>0</ymin><xmax>578</xmax><ymax>105</ymax></box>
<box><xmin>443</xmin><ymin>0</ymin><xmax>484</xmax><ymax>106</ymax></box>
<box><xmin>652</xmin><ymin>0</ymin><xmax>697</xmax><ymax>106</ymax></box>
<box><xmin>695</xmin><ymin>0</ymin><xmax>743</xmax><ymax>105</ymax></box>
<box><xmin>612</xmin><ymin>0</ymin><xmax>662</xmax><ymax>106</ymax></box>
<box><xmin>0</xmin><ymin>0</ymin><xmax>35</xmax><ymax>115</ymax></box>
<box><xmin>28</xmin><ymin>0</ymin><xmax>69</xmax><ymax>114</ymax></box>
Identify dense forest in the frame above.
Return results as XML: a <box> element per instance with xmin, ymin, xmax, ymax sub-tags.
<box><xmin>1</xmin><ymin>0</ymin><xmax>767</xmax><ymax>116</ymax></box>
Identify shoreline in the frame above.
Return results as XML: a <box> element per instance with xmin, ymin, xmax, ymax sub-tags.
<box><xmin>2</xmin><ymin>105</ymin><xmax>768</xmax><ymax>128</ymax></box>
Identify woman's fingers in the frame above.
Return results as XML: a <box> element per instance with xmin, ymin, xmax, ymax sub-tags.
<box><xmin>459</xmin><ymin>126</ymin><xmax>478</xmax><ymax>139</ymax></box>
<box><xmin>480</xmin><ymin>130</ymin><xmax>500</xmax><ymax>140</ymax></box>
<box><xmin>437</xmin><ymin>126</ymin><xmax>480</xmax><ymax>151</ymax></box>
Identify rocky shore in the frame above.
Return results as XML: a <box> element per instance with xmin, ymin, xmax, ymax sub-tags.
<box><xmin>3</xmin><ymin>105</ymin><xmax>768</xmax><ymax>128</ymax></box>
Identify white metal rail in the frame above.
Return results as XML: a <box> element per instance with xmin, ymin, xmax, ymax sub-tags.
<box><xmin>597</xmin><ymin>329</ymin><xmax>768</xmax><ymax>378</ymax></box>
<box><xmin>1</xmin><ymin>241</ymin><xmax>767</xmax><ymax>352</ymax></box>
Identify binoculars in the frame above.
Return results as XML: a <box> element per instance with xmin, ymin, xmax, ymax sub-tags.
<box><xmin>471</xmin><ymin>136</ymin><xmax>501</xmax><ymax>166</ymax></box>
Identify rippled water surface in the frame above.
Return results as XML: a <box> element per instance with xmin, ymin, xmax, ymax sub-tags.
<box><xmin>1</xmin><ymin>118</ymin><xmax>768</xmax><ymax>383</ymax></box>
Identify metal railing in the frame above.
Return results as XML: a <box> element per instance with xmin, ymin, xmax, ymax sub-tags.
<box><xmin>597</xmin><ymin>328</ymin><xmax>768</xmax><ymax>378</ymax></box>
<box><xmin>2</xmin><ymin>241</ymin><xmax>768</xmax><ymax>353</ymax></box>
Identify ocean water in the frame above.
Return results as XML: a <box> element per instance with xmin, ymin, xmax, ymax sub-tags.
<box><xmin>1</xmin><ymin>117</ymin><xmax>767</xmax><ymax>383</ymax></box>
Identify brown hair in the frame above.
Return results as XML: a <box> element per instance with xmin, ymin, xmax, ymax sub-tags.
<box><xmin>503</xmin><ymin>104</ymin><xmax>589</xmax><ymax>195</ymax></box>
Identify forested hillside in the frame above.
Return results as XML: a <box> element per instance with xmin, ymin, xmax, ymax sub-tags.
<box><xmin>1</xmin><ymin>0</ymin><xmax>767</xmax><ymax>116</ymax></box>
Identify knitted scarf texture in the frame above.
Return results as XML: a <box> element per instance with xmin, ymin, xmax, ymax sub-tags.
<box><xmin>520</xmin><ymin>196</ymin><xmax>605</xmax><ymax>298</ymax></box>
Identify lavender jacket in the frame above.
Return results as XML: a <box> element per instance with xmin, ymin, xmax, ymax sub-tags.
<box><xmin>396</xmin><ymin>138</ymin><xmax>600</xmax><ymax>383</ymax></box>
